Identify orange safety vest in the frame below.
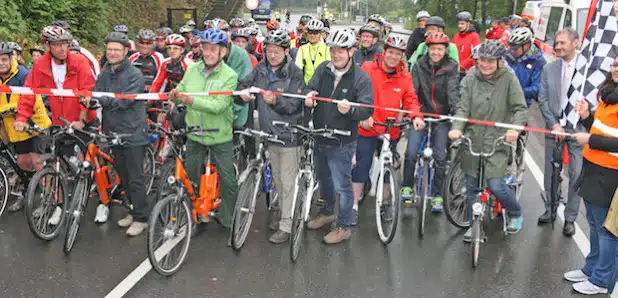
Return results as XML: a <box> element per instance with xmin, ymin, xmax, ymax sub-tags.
<box><xmin>583</xmin><ymin>101</ymin><xmax>618</xmax><ymax>170</ymax></box>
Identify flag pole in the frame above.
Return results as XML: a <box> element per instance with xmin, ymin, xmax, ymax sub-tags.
<box><xmin>578</xmin><ymin>0</ymin><xmax>600</xmax><ymax>97</ymax></box>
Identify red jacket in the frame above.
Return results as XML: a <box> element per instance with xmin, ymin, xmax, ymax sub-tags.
<box><xmin>453</xmin><ymin>30</ymin><xmax>481</xmax><ymax>72</ymax></box>
<box><xmin>18</xmin><ymin>52</ymin><xmax>96</xmax><ymax>126</ymax></box>
<box><xmin>247</xmin><ymin>50</ymin><xmax>258</xmax><ymax>69</ymax></box>
<box><xmin>485</xmin><ymin>26</ymin><xmax>504</xmax><ymax>40</ymax></box>
<box><xmin>359</xmin><ymin>54</ymin><xmax>421</xmax><ymax>140</ymax></box>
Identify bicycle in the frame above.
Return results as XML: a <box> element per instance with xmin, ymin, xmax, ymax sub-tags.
<box><xmin>230</xmin><ymin>128</ymin><xmax>284</xmax><ymax>251</ymax></box>
<box><xmin>540</xmin><ymin>136</ymin><xmax>569</xmax><ymax>228</ymax></box>
<box><xmin>413</xmin><ymin>117</ymin><xmax>449</xmax><ymax>238</ymax></box>
<box><xmin>272</xmin><ymin>121</ymin><xmax>350</xmax><ymax>262</ymax></box>
<box><xmin>147</xmin><ymin>125</ymin><xmax>223</xmax><ymax>276</ymax></box>
<box><xmin>451</xmin><ymin>135</ymin><xmax>518</xmax><ymax>268</ymax></box>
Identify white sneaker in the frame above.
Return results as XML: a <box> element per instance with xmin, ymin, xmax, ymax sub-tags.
<box><xmin>117</xmin><ymin>215</ymin><xmax>133</xmax><ymax>228</ymax></box>
<box><xmin>48</xmin><ymin>206</ymin><xmax>63</xmax><ymax>226</ymax></box>
<box><xmin>564</xmin><ymin>269</ymin><xmax>588</xmax><ymax>283</ymax></box>
<box><xmin>126</xmin><ymin>221</ymin><xmax>148</xmax><ymax>237</ymax></box>
<box><xmin>94</xmin><ymin>204</ymin><xmax>109</xmax><ymax>223</ymax></box>
<box><xmin>573</xmin><ymin>280</ymin><xmax>608</xmax><ymax>295</ymax></box>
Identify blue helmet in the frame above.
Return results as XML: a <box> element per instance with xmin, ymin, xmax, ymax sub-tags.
<box><xmin>113</xmin><ymin>24</ymin><xmax>129</xmax><ymax>34</ymax></box>
<box><xmin>199</xmin><ymin>28</ymin><xmax>229</xmax><ymax>46</ymax></box>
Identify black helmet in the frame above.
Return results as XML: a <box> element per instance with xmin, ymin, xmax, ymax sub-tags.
<box><xmin>456</xmin><ymin>11</ymin><xmax>473</xmax><ymax>22</ymax></box>
<box><xmin>358</xmin><ymin>24</ymin><xmax>380</xmax><ymax>38</ymax></box>
<box><xmin>105</xmin><ymin>31</ymin><xmax>130</xmax><ymax>47</ymax></box>
<box><xmin>264</xmin><ymin>29</ymin><xmax>290</xmax><ymax>49</ymax></box>
<box><xmin>136</xmin><ymin>29</ymin><xmax>156</xmax><ymax>41</ymax></box>
<box><xmin>426</xmin><ymin>16</ymin><xmax>446</xmax><ymax>28</ymax></box>
<box><xmin>299</xmin><ymin>14</ymin><xmax>313</xmax><ymax>25</ymax></box>
<box><xmin>0</xmin><ymin>42</ymin><xmax>13</xmax><ymax>56</ymax></box>
<box><xmin>477</xmin><ymin>40</ymin><xmax>507</xmax><ymax>59</ymax></box>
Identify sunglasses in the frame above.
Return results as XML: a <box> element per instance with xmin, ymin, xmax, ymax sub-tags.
<box><xmin>307</xmin><ymin>30</ymin><xmax>321</xmax><ymax>35</ymax></box>
<box><xmin>139</xmin><ymin>41</ymin><xmax>154</xmax><ymax>45</ymax></box>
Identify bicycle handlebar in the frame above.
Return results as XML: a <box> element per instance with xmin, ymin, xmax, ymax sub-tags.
<box><xmin>272</xmin><ymin>121</ymin><xmax>351</xmax><ymax>138</ymax></box>
<box><xmin>234</xmin><ymin>128</ymin><xmax>286</xmax><ymax>145</ymax></box>
<box><xmin>452</xmin><ymin>135</ymin><xmax>514</xmax><ymax>157</ymax></box>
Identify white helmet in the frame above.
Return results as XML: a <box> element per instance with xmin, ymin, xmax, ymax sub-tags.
<box><xmin>416</xmin><ymin>11</ymin><xmax>430</xmax><ymax>20</ymax></box>
<box><xmin>306</xmin><ymin>19</ymin><xmax>325</xmax><ymax>31</ymax></box>
<box><xmin>508</xmin><ymin>27</ymin><xmax>533</xmax><ymax>47</ymax></box>
<box><xmin>326</xmin><ymin>28</ymin><xmax>356</xmax><ymax>49</ymax></box>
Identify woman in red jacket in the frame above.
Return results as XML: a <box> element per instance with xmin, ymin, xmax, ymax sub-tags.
<box><xmin>351</xmin><ymin>34</ymin><xmax>424</xmax><ymax>224</ymax></box>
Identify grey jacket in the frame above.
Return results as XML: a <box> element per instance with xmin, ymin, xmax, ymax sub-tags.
<box><xmin>238</xmin><ymin>56</ymin><xmax>306</xmax><ymax>146</ymax></box>
<box><xmin>538</xmin><ymin>56</ymin><xmax>586</xmax><ymax>132</ymax></box>
<box><xmin>95</xmin><ymin>58</ymin><xmax>148</xmax><ymax>146</ymax></box>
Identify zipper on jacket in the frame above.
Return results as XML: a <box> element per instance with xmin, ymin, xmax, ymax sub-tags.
<box><xmin>430</xmin><ymin>68</ymin><xmax>439</xmax><ymax>114</ymax></box>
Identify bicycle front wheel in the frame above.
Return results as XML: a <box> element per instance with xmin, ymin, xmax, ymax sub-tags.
<box><xmin>290</xmin><ymin>174</ymin><xmax>309</xmax><ymax>262</ymax></box>
<box><xmin>471</xmin><ymin>216</ymin><xmax>481</xmax><ymax>268</ymax></box>
<box><xmin>0</xmin><ymin>165</ymin><xmax>10</xmax><ymax>218</ymax></box>
<box><xmin>443</xmin><ymin>157</ymin><xmax>470</xmax><ymax>229</ymax></box>
<box><xmin>418</xmin><ymin>163</ymin><xmax>429</xmax><ymax>238</ymax></box>
<box><xmin>144</xmin><ymin>146</ymin><xmax>156</xmax><ymax>195</ymax></box>
<box><xmin>231</xmin><ymin>168</ymin><xmax>260</xmax><ymax>251</ymax></box>
<box><xmin>147</xmin><ymin>194</ymin><xmax>192</xmax><ymax>276</ymax></box>
<box><xmin>375</xmin><ymin>164</ymin><xmax>400</xmax><ymax>244</ymax></box>
<box><xmin>25</xmin><ymin>167</ymin><xmax>67</xmax><ymax>241</ymax></box>
<box><xmin>63</xmin><ymin>177</ymin><xmax>88</xmax><ymax>254</ymax></box>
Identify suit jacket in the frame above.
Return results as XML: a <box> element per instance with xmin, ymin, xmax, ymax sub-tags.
<box><xmin>538</xmin><ymin>55</ymin><xmax>586</xmax><ymax>132</ymax></box>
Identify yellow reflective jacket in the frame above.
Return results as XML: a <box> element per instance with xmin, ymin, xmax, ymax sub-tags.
<box><xmin>295</xmin><ymin>41</ymin><xmax>331</xmax><ymax>84</ymax></box>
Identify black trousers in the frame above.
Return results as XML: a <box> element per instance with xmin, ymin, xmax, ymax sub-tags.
<box><xmin>112</xmin><ymin>145</ymin><xmax>148</xmax><ymax>222</ymax></box>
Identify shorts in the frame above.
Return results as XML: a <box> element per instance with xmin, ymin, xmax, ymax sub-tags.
<box><xmin>13</xmin><ymin>136</ymin><xmax>41</xmax><ymax>155</ymax></box>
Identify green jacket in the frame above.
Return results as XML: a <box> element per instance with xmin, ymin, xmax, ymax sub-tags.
<box><xmin>452</xmin><ymin>67</ymin><xmax>528</xmax><ymax>179</ymax></box>
<box><xmin>409</xmin><ymin>42</ymin><xmax>459</xmax><ymax>70</ymax></box>
<box><xmin>175</xmin><ymin>60</ymin><xmax>238</xmax><ymax>146</ymax></box>
<box><xmin>224</xmin><ymin>44</ymin><xmax>253</xmax><ymax>127</ymax></box>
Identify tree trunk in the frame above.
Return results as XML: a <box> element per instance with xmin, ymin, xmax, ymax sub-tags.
<box><xmin>473</xmin><ymin>0</ymin><xmax>479</xmax><ymax>19</ymax></box>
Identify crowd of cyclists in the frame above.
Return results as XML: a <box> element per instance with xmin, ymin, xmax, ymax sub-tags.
<box><xmin>1</xmin><ymin>8</ymin><xmax>618</xmax><ymax>295</ymax></box>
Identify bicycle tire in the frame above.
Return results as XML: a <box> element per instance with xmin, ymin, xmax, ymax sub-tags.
<box><xmin>231</xmin><ymin>168</ymin><xmax>260</xmax><ymax>251</ymax></box>
<box><xmin>25</xmin><ymin>167</ymin><xmax>68</xmax><ymax>241</ymax></box>
<box><xmin>357</xmin><ymin>181</ymin><xmax>371</xmax><ymax>206</ymax></box>
<box><xmin>375</xmin><ymin>164</ymin><xmax>400</xmax><ymax>244</ymax></box>
<box><xmin>471</xmin><ymin>216</ymin><xmax>481</xmax><ymax>268</ymax></box>
<box><xmin>290</xmin><ymin>174</ymin><xmax>309</xmax><ymax>262</ymax></box>
<box><xmin>63</xmin><ymin>177</ymin><xmax>88</xmax><ymax>254</ymax></box>
<box><xmin>0</xmin><ymin>166</ymin><xmax>10</xmax><ymax>217</ymax></box>
<box><xmin>147</xmin><ymin>194</ymin><xmax>192</xmax><ymax>276</ymax></box>
<box><xmin>418</xmin><ymin>162</ymin><xmax>429</xmax><ymax>238</ymax></box>
<box><xmin>155</xmin><ymin>160</ymin><xmax>176</xmax><ymax>202</ymax></box>
<box><xmin>144</xmin><ymin>146</ymin><xmax>156</xmax><ymax>195</ymax></box>
<box><xmin>549</xmin><ymin>165</ymin><xmax>561</xmax><ymax>225</ymax></box>
<box><xmin>443</xmin><ymin>157</ymin><xmax>470</xmax><ymax>229</ymax></box>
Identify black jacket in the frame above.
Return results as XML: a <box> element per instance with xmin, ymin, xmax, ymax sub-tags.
<box><xmin>94</xmin><ymin>58</ymin><xmax>148</xmax><ymax>146</ymax></box>
<box><xmin>238</xmin><ymin>56</ymin><xmax>306</xmax><ymax>146</ymax></box>
<box><xmin>305</xmin><ymin>61</ymin><xmax>373</xmax><ymax>145</ymax></box>
<box><xmin>406</xmin><ymin>27</ymin><xmax>426</xmax><ymax>60</ymax></box>
<box><xmin>353</xmin><ymin>45</ymin><xmax>382</xmax><ymax>67</ymax></box>
<box><xmin>411</xmin><ymin>55</ymin><xmax>460</xmax><ymax>115</ymax></box>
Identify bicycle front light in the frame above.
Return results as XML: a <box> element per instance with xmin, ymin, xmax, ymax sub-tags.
<box><xmin>422</xmin><ymin>148</ymin><xmax>433</xmax><ymax>158</ymax></box>
<box><xmin>472</xmin><ymin>202</ymin><xmax>483</xmax><ymax>215</ymax></box>
<box><xmin>167</xmin><ymin>176</ymin><xmax>176</xmax><ymax>185</ymax></box>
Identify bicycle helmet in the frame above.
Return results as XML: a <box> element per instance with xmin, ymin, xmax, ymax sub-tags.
<box><xmin>179</xmin><ymin>25</ymin><xmax>192</xmax><ymax>34</ymax></box>
<box><xmin>69</xmin><ymin>40</ymin><xmax>80</xmax><ymax>51</ymax></box>
<box><xmin>266</xmin><ymin>19</ymin><xmax>280</xmax><ymax>31</ymax></box>
<box><xmin>264</xmin><ymin>29</ymin><xmax>290</xmax><ymax>49</ymax></box>
<box><xmin>186</xmin><ymin>20</ymin><xmax>197</xmax><ymax>27</ymax></box>
<box><xmin>368</xmin><ymin>14</ymin><xmax>385</xmax><ymax>25</ymax></box>
<box><xmin>231</xmin><ymin>29</ymin><xmax>251</xmax><ymax>40</ymax></box>
<box><xmin>211</xmin><ymin>18</ymin><xmax>230</xmax><ymax>31</ymax></box>
<box><xmin>306</xmin><ymin>19</ymin><xmax>324</xmax><ymax>32</ymax></box>
<box><xmin>384</xmin><ymin>35</ymin><xmax>406</xmax><ymax>51</ymax></box>
<box><xmin>229</xmin><ymin>17</ymin><xmax>245</xmax><ymax>28</ymax></box>
<box><xmin>136</xmin><ymin>29</ymin><xmax>156</xmax><ymax>41</ymax></box>
<box><xmin>0</xmin><ymin>42</ymin><xmax>13</xmax><ymax>55</ymax></box>
<box><xmin>426</xmin><ymin>16</ymin><xmax>446</xmax><ymax>28</ymax></box>
<box><xmin>416</xmin><ymin>11</ymin><xmax>430</xmax><ymax>20</ymax></box>
<box><xmin>29</xmin><ymin>45</ymin><xmax>45</xmax><ymax>55</ymax></box>
<box><xmin>456</xmin><ymin>11</ymin><xmax>473</xmax><ymax>22</ymax></box>
<box><xmin>199</xmin><ymin>28</ymin><xmax>229</xmax><ymax>47</ymax></box>
<box><xmin>52</xmin><ymin>19</ymin><xmax>70</xmax><ymax>30</ymax></box>
<box><xmin>326</xmin><ymin>28</ymin><xmax>356</xmax><ymax>49</ymax></box>
<box><xmin>105</xmin><ymin>31</ymin><xmax>130</xmax><ymax>47</ymax></box>
<box><xmin>472</xmin><ymin>44</ymin><xmax>481</xmax><ymax>59</ymax></box>
<box><xmin>113</xmin><ymin>24</ymin><xmax>129</xmax><ymax>34</ymax></box>
<box><xmin>190</xmin><ymin>35</ymin><xmax>201</xmax><ymax>46</ymax></box>
<box><xmin>477</xmin><ymin>40</ymin><xmax>507</xmax><ymax>60</ymax></box>
<box><xmin>358</xmin><ymin>24</ymin><xmax>380</xmax><ymax>38</ymax></box>
<box><xmin>248</xmin><ymin>18</ymin><xmax>256</xmax><ymax>26</ymax></box>
<box><xmin>299</xmin><ymin>14</ymin><xmax>313</xmax><ymax>25</ymax></box>
<box><xmin>7</xmin><ymin>42</ymin><xmax>22</xmax><ymax>53</ymax></box>
<box><xmin>425</xmin><ymin>32</ymin><xmax>450</xmax><ymax>45</ymax></box>
<box><xmin>41</xmin><ymin>26</ymin><xmax>73</xmax><ymax>44</ymax></box>
<box><xmin>156</xmin><ymin>27</ymin><xmax>173</xmax><ymax>38</ymax></box>
<box><xmin>165</xmin><ymin>34</ymin><xmax>186</xmax><ymax>47</ymax></box>
<box><xmin>204</xmin><ymin>19</ymin><xmax>213</xmax><ymax>28</ymax></box>
<box><xmin>508</xmin><ymin>27</ymin><xmax>533</xmax><ymax>47</ymax></box>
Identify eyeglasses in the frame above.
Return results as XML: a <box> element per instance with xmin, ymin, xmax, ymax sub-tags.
<box><xmin>307</xmin><ymin>31</ymin><xmax>321</xmax><ymax>35</ymax></box>
<box><xmin>139</xmin><ymin>41</ymin><xmax>154</xmax><ymax>45</ymax></box>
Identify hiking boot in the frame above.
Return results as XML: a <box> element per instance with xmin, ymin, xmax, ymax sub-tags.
<box><xmin>268</xmin><ymin>230</ymin><xmax>290</xmax><ymax>244</ymax></box>
<box><xmin>7</xmin><ymin>195</ymin><xmax>24</xmax><ymax>212</ymax></box>
<box><xmin>117</xmin><ymin>215</ymin><xmax>134</xmax><ymax>228</ymax></box>
<box><xmin>323</xmin><ymin>227</ymin><xmax>352</xmax><ymax>244</ymax></box>
<box><xmin>307</xmin><ymin>215</ymin><xmax>335</xmax><ymax>230</ymax></box>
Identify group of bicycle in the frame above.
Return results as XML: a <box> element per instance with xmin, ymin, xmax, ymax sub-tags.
<box><xmin>0</xmin><ymin>7</ymin><xmax>599</xmax><ymax>277</ymax></box>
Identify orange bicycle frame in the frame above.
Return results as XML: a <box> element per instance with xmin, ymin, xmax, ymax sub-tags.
<box><xmin>86</xmin><ymin>143</ymin><xmax>119</xmax><ymax>205</ymax></box>
<box><xmin>173</xmin><ymin>155</ymin><xmax>221</xmax><ymax>223</ymax></box>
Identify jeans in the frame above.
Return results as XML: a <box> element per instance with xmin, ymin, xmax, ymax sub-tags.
<box><xmin>543</xmin><ymin>137</ymin><xmax>583</xmax><ymax>222</ymax></box>
<box><xmin>315</xmin><ymin>141</ymin><xmax>356</xmax><ymax>228</ymax></box>
<box><xmin>269</xmin><ymin>146</ymin><xmax>300</xmax><ymax>233</ymax></box>
<box><xmin>185</xmin><ymin>139</ymin><xmax>238</xmax><ymax>228</ymax></box>
<box><xmin>112</xmin><ymin>145</ymin><xmax>149</xmax><ymax>222</ymax></box>
<box><xmin>582</xmin><ymin>200</ymin><xmax>618</xmax><ymax>292</ymax></box>
<box><xmin>351</xmin><ymin>136</ymin><xmax>398</xmax><ymax>184</ymax></box>
<box><xmin>464</xmin><ymin>175</ymin><xmax>522</xmax><ymax>223</ymax></box>
<box><xmin>403</xmin><ymin>123</ymin><xmax>449</xmax><ymax>196</ymax></box>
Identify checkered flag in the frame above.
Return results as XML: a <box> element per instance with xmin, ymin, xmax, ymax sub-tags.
<box><xmin>562</xmin><ymin>0</ymin><xmax>618</xmax><ymax>129</ymax></box>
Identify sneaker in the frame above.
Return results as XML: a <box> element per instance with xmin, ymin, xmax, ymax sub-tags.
<box><xmin>307</xmin><ymin>215</ymin><xmax>336</xmax><ymax>230</ymax></box>
<box><xmin>506</xmin><ymin>216</ymin><xmax>523</xmax><ymax>234</ymax></box>
<box><xmin>126</xmin><ymin>221</ymin><xmax>148</xmax><ymax>236</ymax></box>
<box><xmin>323</xmin><ymin>227</ymin><xmax>352</xmax><ymax>244</ymax></box>
<box><xmin>572</xmin><ymin>280</ymin><xmax>608</xmax><ymax>295</ymax></box>
<box><xmin>48</xmin><ymin>206</ymin><xmax>63</xmax><ymax>226</ymax></box>
<box><xmin>268</xmin><ymin>230</ymin><xmax>290</xmax><ymax>244</ymax></box>
<box><xmin>400</xmin><ymin>186</ymin><xmax>413</xmax><ymax>203</ymax></box>
<box><xmin>564</xmin><ymin>270</ymin><xmax>589</xmax><ymax>283</ymax></box>
<box><xmin>431</xmin><ymin>196</ymin><xmax>443</xmax><ymax>212</ymax></box>
<box><xmin>117</xmin><ymin>215</ymin><xmax>134</xmax><ymax>228</ymax></box>
<box><xmin>351</xmin><ymin>209</ymin><xmax>358</xmax><ymax>226</ymax></box>
<box><xmin>463</xmin><ymin>228</ymin><xmax>472</xmax><ymax>243</ymax></box>
<box><xmin>7</xmin><ymin>195</ymin><xmax>24</xmax><ymax>212</ymax></box>
<box><xmin>94</xmin><ymin>204</ymin><xmax>109</xmax><ymax>223</ymax></box>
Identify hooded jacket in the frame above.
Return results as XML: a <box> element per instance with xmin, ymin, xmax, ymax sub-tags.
<box><xmin>505</xmin><ymin>43</ymin><xmax>546</xmax><ymax>106</ymax></box>
<box><xmin>452</xmin><ymin>28</ymin><xmax>481</xmax><ymax>72</ymax></box>
<box><xmin>238</xmin><ymin>55</ymin><xmax>306</xmax><ymax>146</ymax></box>
<box><xmin>452</xmin><ymin>67</ymin><xmax>528</xmax><ymax>179</ymax></box>
<box><xmin>360</xmin><ymin>54</ymin><xmax>420</xmax><ymax>140</ymax></box>
<box><xmin>353</xmin><ymin>44</ymin><xmax>382</xmax><ymax>67</ymax></box>
<box><xmin>409</xmin><ymin>42</ymin><xmax>459</xmax><ymax>70</ymax></box>
<box><xmin>95</xmin><ymin>58</ymin><xmax>148</xmax><ymax>146</ymax></box>
<box><xmin>411</xmin><ymin>54</ymin><xmax>460</xmax><ymax>116</ymax></box>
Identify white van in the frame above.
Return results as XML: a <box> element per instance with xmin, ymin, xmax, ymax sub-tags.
<box><xmin>531</xmin><ymin>0</ymin><xmax>590</xmax><ymax>58</ymax></box>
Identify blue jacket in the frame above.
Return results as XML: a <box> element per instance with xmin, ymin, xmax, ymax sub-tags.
<box><xmin>505</xmin><ymin>44</ymin><xmax>546</xmax><ymax>106</ymax></box>
<box><xmin>5</xmin><ymin>63</ymin><xmax>29</xmax><ymax>87</ymax></box>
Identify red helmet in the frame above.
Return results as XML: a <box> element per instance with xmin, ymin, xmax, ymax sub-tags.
<box><xmin>190</xmin><ymin>35</ymin><xmax>201</xmax><ymax>47</ymax></box>
<box><xmin>425</xmin><ymin>32</ymin><xmax>450</xmax><ymax>45</ymax></box>
<box><xmin>266</xmin><ymin>20</ymin><xmax>280</xmax><ymax>31</ymax></box>
<box><xmin>165</xmin><ymin>34</ymin><xmax>186</xmax><ymax>47</ymax></box>
<box><xmin>384</xmin><ymin>35</ymin><xmax>406</xmax><ymax>51</ymax></box>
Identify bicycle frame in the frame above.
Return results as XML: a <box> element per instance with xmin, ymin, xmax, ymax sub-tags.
<box><xmin>86</xmin><ymin>143</ymin><xmax>117</xmax><ymax>206</ymax></box>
